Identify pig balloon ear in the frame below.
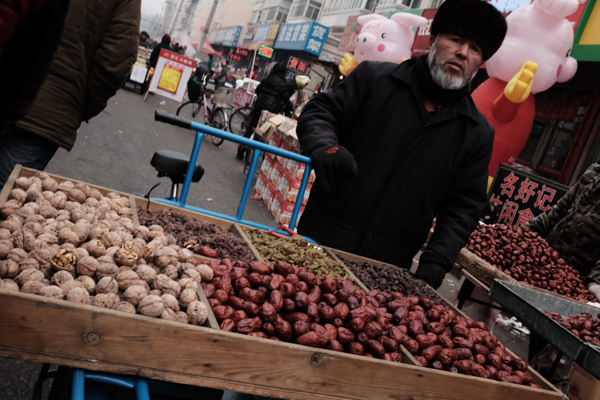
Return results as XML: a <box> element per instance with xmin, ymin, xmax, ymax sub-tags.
<box><xmin>533</xmin><ymin>0</ymin><xmax>579</xmax><ymax>18</ymax></box>
<box><xmin>390</xmin><ymin>13</ymin><xmax>428</xmax><ymax>28</ymax></box>
<box><xmin>357</xmin><ymin>13</ymin><xmax>387</xmax><ymax>26</ymax></box>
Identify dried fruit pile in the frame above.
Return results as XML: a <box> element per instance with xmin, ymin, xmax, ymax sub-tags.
<box><xmin>542</xmin><ymin>311</ymin><xmax>600</xmax><ymax>346</ymax></box>
<box><xmin>244</xmin><ymin>227</ymin><xmax>350</xmax><ymax>279</ymax></box>
<box><xmin>0</xmin><ymin>173</ymin><xmax>209</xmax><ymax>326</ymax></box>
<box><xmin>138</xmin><ymin>207</ymin><xmax>256</xmax><ymax>262</ymax></box>
<box><xmin>467</xmin><ymin>224</ymin><xmax>594</xmax><ymax>302</ymax></box>
<box><xmin>339</xmin><ymin>256</ymin><xmax>443</xmax><ymax>304</ymax></box>
<box><xmin>204</xmin><ymin>259</ymin><xmax>538</xmax><ymax>386</ymax></box>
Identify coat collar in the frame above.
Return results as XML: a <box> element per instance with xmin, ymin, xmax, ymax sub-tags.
<box><xmin>390</xmin><ymin>59</ymin><xmax>481</xmax><ymax>122</ymax></box>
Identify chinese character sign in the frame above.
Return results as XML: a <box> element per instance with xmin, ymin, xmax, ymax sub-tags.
<box><xmin>253</xmin><ymin>24</ymin><xmax>271</xmax><ymax>43</ymax></box>
<box><xmin>274</xmin><ymin>21</ymin><xmax>329</xmax><ymax>56</ymax></box>
<box><xmin>287</xmin><ymin>56</ymin><xmax>311</xmax><ymax>74</ymax></box>
<box><xmin>148</xmin><ymin>49</ymin><xmax>194</xmax><ymax>103</ymax></box>
<box><xmin>484</xmin><ymin>164</ymin><xmax>569</xmax><ymax>226</ymax></box>
<box><xmin>222</xmin><ymin>26</ymin><xmax>242</xmax><ymax>47</ymax></box>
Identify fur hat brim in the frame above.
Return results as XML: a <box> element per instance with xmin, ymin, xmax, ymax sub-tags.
<box><xmin>431</xmin><ymin>0</ymin><xmax>507</xmax><ymax>61</ymax></box>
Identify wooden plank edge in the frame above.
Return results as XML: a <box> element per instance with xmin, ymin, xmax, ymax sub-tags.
<box><xmin>129</xmin><ymin>194</ymin><xmax>141</xmax><ymax>228</ymax></box>
<box><xmin>323</xmin><ymin>247</ymin><xmax>369</xmax><ymax>292</ymax></box>
<box><xmin>398</xmin><ymin>344</ymin><xmax>421</xmax><ymax>366</ymax></box>
<box><xmin>197</xmin><ymin>281</ymin><xmax>220</xmax><ymax>330</ymax></box>
<box><xmin>231</xmin><ymin>223</ymin><xmax>264</xmax><ymax>262</ymax></box>
<box><xmin>0</xmin><ymin>164</ymin><xmax>22</xmax><ymax>205</ymax></box>
<box><xmin>19</xmin><ymin>167</ymin><xmax>132</xmax><ymax>199</ymax></box>
<box><xmin>0</xmin><ymin>348</ymin><xmax>347</xmax><ymax>400</ymax></box>
<box><xmin>0</xmin><ymin>291</ymin><xmax>564</xmax><ymax>400</ymax></box>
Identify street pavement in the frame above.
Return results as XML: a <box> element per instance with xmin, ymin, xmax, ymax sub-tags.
<box><xmin>0</xmin><ymin>85</ymin><xmax>529</xmax><ymax>399</ymax></box>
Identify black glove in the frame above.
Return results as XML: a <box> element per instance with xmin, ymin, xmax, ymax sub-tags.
<box><xmin>311</xmin><ymin>144</ymin><xmax>358</xmax><ymax>195</ymax></box>
<box><xmin>415</xmin><ymin>251</ymin><xmax>448</xmax><ymax>289</ymax></box>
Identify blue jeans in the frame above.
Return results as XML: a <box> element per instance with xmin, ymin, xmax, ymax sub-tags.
<box><xmin>0</xmin><ymin>127</ymin><xmax>58</xmax><ymax>188</ymax></box>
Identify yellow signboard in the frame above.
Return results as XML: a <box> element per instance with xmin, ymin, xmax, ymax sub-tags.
<box><xmin>158</xmin><ymin>66</ymin><xmax>182</xmax><ymax>94</ymax></box>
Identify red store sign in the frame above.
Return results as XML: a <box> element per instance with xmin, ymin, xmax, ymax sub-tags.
<box><xmin>287</xmin><ymin>57</ymin><xmax>311</xmax><ymax>74</ymax></box>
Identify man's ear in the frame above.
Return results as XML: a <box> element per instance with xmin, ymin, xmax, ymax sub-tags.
<box><xmin>428</xmin><ymin>34</ymin><xmax>436</xmax><ymax>49</ymax></box>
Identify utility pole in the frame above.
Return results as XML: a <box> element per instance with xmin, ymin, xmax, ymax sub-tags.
<box><xmin>194</xmin><ymin>0</ymin><xmax>220</xmax><ymax>59</ymax></box>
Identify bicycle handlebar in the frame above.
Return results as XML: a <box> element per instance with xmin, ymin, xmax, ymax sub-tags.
<box><xmin>155</xmin><ymin>110</ymin><xmax>192</xmax><ymax>129</ymax></box>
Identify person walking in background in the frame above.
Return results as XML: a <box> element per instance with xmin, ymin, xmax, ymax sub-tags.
<box><xmin>142</xmin><ymin>33</ymin><xmax>172</xmax><ymax>94</ymax></box>
<box><xmin>214</xmin><ymin>58</ymin><xmax>229</xmax><ymax>89</ymax></box>
<box><xmin>139</xmin><ymin>31</ymin><xmax>151</xmax><ymax>48</ymax></box>
<box><xmin>296</xmin><ymin>0</ymin><xmax>507</xmax><ymax>289</ymax></box>
<box><xmin>206</xmin><ymin>54</ymin><xmax>214</xmax><ymax>72</ymax></box>
<box><xmin>0</xmin><ymin>0</ymin><xmax>140</xmax><ymax>188</ymax></box>
<box><xmin>236</xmin><ymin>62</ymin><xmax>293</xmax><ymax>160</ymax></box>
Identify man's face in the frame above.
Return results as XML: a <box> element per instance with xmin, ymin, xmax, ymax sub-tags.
<box><xmin>221</xmin><ymin>60</ymin><xmax>227</xmax><ymax>66</ymax></box>
<box><xmin>427</xmin><ymin>34</ymin><xmax>483</xmax><ymax>90</ymax></box>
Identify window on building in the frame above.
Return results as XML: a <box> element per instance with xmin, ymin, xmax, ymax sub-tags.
<box><xmin>411</xmin><ymin>0</ymin><xmax>421</xmax><ymax>8</ymax></box>
<box><xmin>304</xmin><ymin>0</ymin><xmax>320</xmax><ymax>19</ymax></box>
<box><xmin>429</xmin><ymin>0</ymin><xmax>442</xmax><ymax>7</ymax></box>
<box><xmin>291</xmin><ymin>0</ymin><xmax>307</xmax><ymax>17</ymax></box>
<box><xmin>365</xmin><ymin>0</ymin><xmax>378</xmax><ymax>11</ymax></box>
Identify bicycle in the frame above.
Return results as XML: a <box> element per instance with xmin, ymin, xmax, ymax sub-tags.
<box><xmin>228</xmin><ymin>105</ymin><xmax>253</xmax><ymax>138</ymax></box>
<box><xmin>176</xmin><ymin>75</ymin><xmax>230</xmax><ymax>146</ymax></box>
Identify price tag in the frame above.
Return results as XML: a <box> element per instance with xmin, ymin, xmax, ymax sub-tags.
<box><xmin>158</xmin><ymin>65</ymin><xmax>182</xmax><ymax>94</ymax></box>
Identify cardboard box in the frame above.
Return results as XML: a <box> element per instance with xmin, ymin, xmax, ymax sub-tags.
<box><xmin>274</xmin><ymin>195</ymin><xmax>305</xmax><ymax>227</ymax></box>
<box><xmin>260</xmin><ymin>155</ymin><xmax>274</xmax><ymax>176</ymax></box>
<box><xmin>254</xmin><ymin>173</ymin><xmax>269</xmax><ymax>197</ymax></box>
<box><xmin>569</xmin><ymin>363</ymin><xmax>600</xmax><ymax>400</ymax></box>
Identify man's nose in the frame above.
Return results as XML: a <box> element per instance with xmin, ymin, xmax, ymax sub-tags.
<box><xmin>455</xmin><ymin>43</ymin><xmax>469</xmax><ymax>58</ymax></box>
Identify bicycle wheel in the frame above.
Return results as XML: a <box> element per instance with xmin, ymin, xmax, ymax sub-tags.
<box><xmin>210</xmin><ymin>107</ymin><xmax>227</xmax><ymax>146</ymax></box>
<box><xmin>229</xmin><ymin>106</ymin><xmax>253</xmax><ymax>136</ymax></box>
<box><xmin>176</xmin><ymin>100</ymin><xmax>206</xmax><ymax>124</ymax></box>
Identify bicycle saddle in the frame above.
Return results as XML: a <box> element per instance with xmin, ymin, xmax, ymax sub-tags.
<box><xmin>151</xmin><ymin>150</ymin><xmax>204</xmax><ymax>184</ymax></box>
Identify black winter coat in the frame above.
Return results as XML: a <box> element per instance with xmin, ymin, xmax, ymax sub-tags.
<box><xmin>297</xmin><ymin>59</ymin><xmax>494</xmax><ymax>272</ymax></box>
<box><xmin>149</xmin><ymin>42</ymin><xmax>172</xmax><ymax>70</ymax></box>
<box><xmin>254</xmin><ymin>71</ymin><xmax>293</xmax><ymax>115</ymax></box>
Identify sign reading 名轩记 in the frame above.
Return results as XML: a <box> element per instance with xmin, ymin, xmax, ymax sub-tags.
<box><xmin>148</xmin><ymin>49</ymin><xmax>194</xmax><ymax>103</ymax></box>
<box><xmin>484</xmin><ymin>164</ymin><xmax>569</xmax><ymax>226</ymax></box>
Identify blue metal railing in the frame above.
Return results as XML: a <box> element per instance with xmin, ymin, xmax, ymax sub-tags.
<box><xmin>71</xmin><ymin>369</ymin><xmax>150</xmax><ymax>400</ymax></box>
<box><xmin>153</xmin><ymin>111</ymin><xmax>312</xmax><ymax>234</ymax></box>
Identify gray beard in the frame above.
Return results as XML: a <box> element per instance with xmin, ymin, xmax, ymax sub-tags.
<box><xmin>427</xmin><ymin>41</ymin><xmax>478</xmax><ymax>90</ymax></box>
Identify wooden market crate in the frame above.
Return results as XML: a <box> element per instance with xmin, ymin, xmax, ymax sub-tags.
<box><xmin>0</xmin><ymin>166</ymin><xmax>566</xmax><ymax>399</ymax></box>
<box><xmin>0</xmin><ymin>290</ymin><xmax>566</xmax><ymax>400</ymax></box>
<box><xmin>455</xmin><ymin>247</ymin><xmax>600</xmax><ymax>308</ymax></box>
<box><xmin>326</xmin><ymin>248</ymin><xmax>561</xmax><ymax>395</ymax></box>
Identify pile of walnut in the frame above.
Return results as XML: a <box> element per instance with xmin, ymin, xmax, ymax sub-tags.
<box><xmin>0</xmin><ymin>173</ymin><xmax>208</xmax><ymax>326</ymax></box>
<box><xmin>542</xmin><ymin>311</ymin><xmax>600</xmax><ymax>347</ymax></box>
<box><xmin>467</xmin><ymin>224</ymin><xmax>594</xmax><ymax>302</ymax></box>
<box><xmin>204</xmin><ymin>259</ymin><xmax>539</xmax><ymax>387</ymax></box>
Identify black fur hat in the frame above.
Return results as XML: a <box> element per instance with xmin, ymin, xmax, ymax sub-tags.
<box><xmin>431</xmin><ymin>0</ymin><xmax>507</xmax><ymax>61</ymax></box>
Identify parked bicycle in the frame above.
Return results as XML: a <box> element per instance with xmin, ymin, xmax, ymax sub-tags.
<box><xmin>176</xmin><ymin>75</ymin><xmax>231</xmax><ymax>146</ymax></box>
<box><xmin>228</xmin><ymin>105</ymin><xmax>253</xmax><ymax>137</ymax></box>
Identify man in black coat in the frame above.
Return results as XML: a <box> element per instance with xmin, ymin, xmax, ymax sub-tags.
<box><xmin>296</xmin><ymin>0</ymin><xmax>507</xmax><ymax>289</ymax></box>
<box><xmin>236</xmin><ymin>62</ymin><xmax>293</xmax><ymax>160</ymax></box>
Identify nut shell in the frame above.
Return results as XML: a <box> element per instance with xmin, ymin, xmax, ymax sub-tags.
<box><xmin>112</xmin><ymin>301</ymin><xmax>136</xmax><ymax>314</ymax></box>
<box><xmin>51</xmin><ymin>249</ymin><xmax>77</xmax><ymax>271</ymax></box>
<box><xmin>38</xmin><ymin>285</ymin><xmax>64</xmax><ymax>299</ymax></box>
<box><xmin>186</xmin><ymin>300</ymin><xmax>208</xmax><ymax>325</ymax></box>
<box><xmin>96</xmin><ymin>277</ymin><xmax>119</xmax><ymax>294</ymax></box>
<box><xmin>66</xmin><ymin>287</ymin><xmax>91</xmax><ymax>304</ymax></box>
<box><xmin>137</xmin><ymin>295</ymin><xmax>165</xmax><ymax>317</ymax></box>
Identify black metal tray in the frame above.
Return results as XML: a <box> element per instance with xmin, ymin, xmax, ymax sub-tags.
<box><xmin>488</xmin><ymin>280</ymin><xmax>600</xmax><ymax>379</ymax></box>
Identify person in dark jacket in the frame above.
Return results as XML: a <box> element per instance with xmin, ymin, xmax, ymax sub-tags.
<box><xmin>296</xmin><ymin>0</ymin><xmax>507</xmax><ymax>289</ymax></box>
<box><xmin>148</xmin><ymin>34</ymin><xmax>172</xmax><ymax>70</ymax></box>
<box><xmin>214</xmin><ymin>58</ymin><xmax>229</xmax><ymax>89</ymax></box>
<box><xmin>0</xmin><ymin>0</ymin><xmax>140</xmax><ymax>188</ymax></box>
<box><xmin>236</xmin><ymin>62</ymin><xmax>293</xmax><ymax>160</ymax></box>
<box><xmin>525</xmin><ymin>163</ymin><xmax>600</xmax><ymax>301</ymax></box>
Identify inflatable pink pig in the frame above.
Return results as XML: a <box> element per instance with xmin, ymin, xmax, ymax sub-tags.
<box><xmin>472</xmin><ymin>0</ymin><xmax>579</xmax><ymax>178</ymax></box>
<box><xmin>355</xmin><ymin>13</ymin><xmax>428</xmax><ymax>64</ymax></box>
<box><xmin>339</xmin><ymin>13</ymin><xmax>427</xmax><ymax>75</ymax></box>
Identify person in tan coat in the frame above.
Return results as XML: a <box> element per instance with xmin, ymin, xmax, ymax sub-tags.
<box><xmin>0</xmin><ymin>0</ymin><xmax>140</xmax><ymax>188</ymax></box>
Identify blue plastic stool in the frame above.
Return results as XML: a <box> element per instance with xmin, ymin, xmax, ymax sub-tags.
<box><xmin>71</xmin><ymin>369</ymin><xmax>150</xmax><ymax>400</ymax></box>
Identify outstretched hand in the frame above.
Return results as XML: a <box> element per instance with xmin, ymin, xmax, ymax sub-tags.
<box><xmin>311</xmin><ymin>145</ymin><xmax>358</xmax><ymax>195</ymax></box>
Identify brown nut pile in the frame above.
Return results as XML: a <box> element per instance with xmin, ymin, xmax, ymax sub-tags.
<box><xmin>137</xmin><ymin>207</ymin><xmax>255</xmax><ymax>262</ymax></box>
<box><xmin>466</xmin><ymin>224</ymin><xmax>594</xmax><ymax>302</ymax></box>
<box><xmin>0</xmin><ymin>173</ymin><xmax>209</xmax><ymax>326</ymax></box>
<box><xmin>244</xmin><ymin>228</ymin><xmax>350</xmax><ymax>280</ymax></box>
<box><xmin>204</xmin><ymin>259</ymin><xmax>537</xmax><ymax>386</ymax></box>
<box><xmin>542</xmin><ymin>311</ymin><xmax>600</xmax><ymax>347</ymax></box>
<box><xmin>339</xmin><ymin>256</ymin><xmax>443</xmax><ymax>304</ymax></box>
